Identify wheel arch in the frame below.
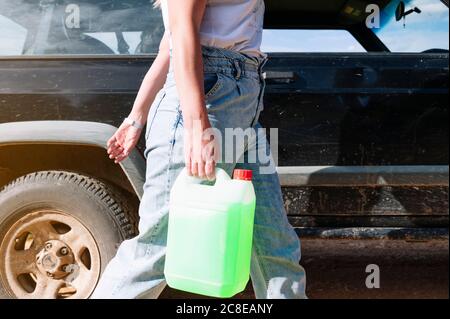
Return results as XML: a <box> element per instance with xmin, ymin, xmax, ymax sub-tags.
<box><xmin>0</xmin><ymin>121</ymin><xmax>145</xmax><ymax>200</ymax></box>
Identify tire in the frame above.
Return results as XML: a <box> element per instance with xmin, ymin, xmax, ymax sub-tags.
<box><xmin>0</xmin><ymin>171</ymin><xmax>139</xmax><ymax>299</ymax></box>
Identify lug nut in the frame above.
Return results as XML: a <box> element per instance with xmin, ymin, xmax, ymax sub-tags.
<box><xmin>62</xmin><ymin>265</ymin><xmax>71</xmax><ymax>273</ymax></box>
<box><xmin>60</xmin><ymin>247</ymin><xmax>68</xmax><ymax>256</ymax></box>
<box><xmin>46</xmin><ymin>272</ymin><xmax>54</xmax><ymax>278</ymax></box>
<box><xmin>45</xmin><ymin>243</ymin><xmax>52</xmax><ymax>250</ymax></box>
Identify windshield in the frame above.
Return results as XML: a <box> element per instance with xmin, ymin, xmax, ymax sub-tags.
<box><xmin>375</xmin><ymin>0</ymin><xmax>449</xmax><ymax>52</ymax></box>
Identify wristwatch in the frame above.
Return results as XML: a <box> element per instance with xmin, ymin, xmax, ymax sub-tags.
<box><xmin>124</xmin><ymin>117</ymin><xmax>144</xmax><ymax>130</ymax></box>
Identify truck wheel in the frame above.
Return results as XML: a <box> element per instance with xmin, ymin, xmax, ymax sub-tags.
<box><xmin>0</xmin><ymin>171</ymin><xmax>138</xmax><ymax>299</ymax></box>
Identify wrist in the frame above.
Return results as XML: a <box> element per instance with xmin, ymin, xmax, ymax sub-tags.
<box><xmin>183</xmin><ymin>109</ymin><xmax>210</xmax><ymax>129</ymax></box>
<box><xmin>128</xmin><ymin>110</ymin><xmax>146</xmax><ymax>124</ymax></box>
<box><xmin>124</xmin><ymin>117</ymin><xmax>144</xmax><ymax>130</ymax></box>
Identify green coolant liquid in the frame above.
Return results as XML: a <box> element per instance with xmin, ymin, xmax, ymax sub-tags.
<box><xmin>164</xmin><ymin>168</ymin><xmax>256</xmax><ymax>298</ymax></box>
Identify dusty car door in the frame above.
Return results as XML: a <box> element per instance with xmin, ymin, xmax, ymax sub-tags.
<box><xmin>259</xmin><ymin>3</ymin><xmax>448</xmax><ymax>234</ymax></box>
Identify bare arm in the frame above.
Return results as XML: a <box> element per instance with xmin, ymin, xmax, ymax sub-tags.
<box><xmin>167</xmin><ymin>0</ymin><xmax>207</xmax><ymax>129</ymax></box>
<box><xmin>167</xmin><ymin>0</ymin><xmax>217</xmax><ymax>179</ymax></box>
<box><xmin>129</xmin><ymin>30</ymin><xmax>171</xmax><ymax>125</ymax></box>
<box><xmin>107</xmin><ymin>31</ymin><xmax>170</xmax><ymax>163</ymax></box>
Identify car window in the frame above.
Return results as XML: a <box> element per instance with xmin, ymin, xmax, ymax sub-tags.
<box><xmin>0</xmin><ymin>14</ymin><xmax>27</xmax><ymax>55</ymax></box>
<box><xmin>375</xmin><ymin>0</ymin><xmax>449</xmax><ymax>52</ymax></box>
<box><xmin>261</xmin><ymin>29</ymin><xmax>366</xmax><ymax>53</ymax></box>
<box><xmin>0</xmin><ymin>0</ymin><xmax>164</xmax><ymax>56</ymax></box>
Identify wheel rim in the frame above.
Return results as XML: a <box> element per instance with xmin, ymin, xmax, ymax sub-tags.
<box><xmin>0</xmin><ymin>210</ymin><xmax>101</xmax><ymax>299</ymax></box>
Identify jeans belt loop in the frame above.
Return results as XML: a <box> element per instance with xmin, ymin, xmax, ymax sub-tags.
<box><xmin>234</xmin><ymin>60</ymin><xmax>242</xmax><ymax>80</ymax></box>
<box><xmin>258</xmin><ymin>57</ymin><xmax>268</xmax><ymax>80</ymax></box>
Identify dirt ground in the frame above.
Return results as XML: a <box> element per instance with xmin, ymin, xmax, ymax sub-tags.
<box><xmin>160</xmin><ymin>238</ymin><xmax>449</xmax><ymax>299</ymax></box>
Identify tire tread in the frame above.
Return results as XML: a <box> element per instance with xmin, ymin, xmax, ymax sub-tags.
<box><xmin>0</xmin><ymin>171</ymin><xmax>138</xmax><ymax>239</ymax></box>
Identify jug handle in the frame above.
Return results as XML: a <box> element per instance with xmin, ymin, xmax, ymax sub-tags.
<box><xmin>174</xmin><ymin>167</ymin><xmax>231</xmax><ymax>187</ymax></box>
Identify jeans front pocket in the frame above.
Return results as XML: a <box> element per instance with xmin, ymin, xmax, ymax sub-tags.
<box><xmin>204</xmin><ymin>72</ymin><xmax>223</xmax><ymax>98</ymax></box>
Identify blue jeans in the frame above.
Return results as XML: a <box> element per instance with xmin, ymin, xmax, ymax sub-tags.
<box><xmin>91</xmin><ymin>45</ymin><xmax>306</xmax><ymax>299</ymax></box>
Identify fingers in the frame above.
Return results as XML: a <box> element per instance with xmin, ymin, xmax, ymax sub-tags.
<box><xmin>107</xmin><ymin>137</ymin><xmax>129</xmax><ymax>164</ymax></box>
<box><xmin>203</xmin><ymin>134</ymin><xmax>217</xmax><ymax>180</ymax></box>
<box><xmin>107</xmin><ymin>124</ymin><xmax>142</xmax><ymax>164</ymax></box>
<box><xmin>190</xmin><ymin>161</ymin><xmax>199</xmax><ymax>178</ymax></box>
<box><xmin>188</xmin><ymin>160</ymin><xmax>213</xmax><ymax>180</ymax></box>
<box><xmin>185</xmin><ymin>143</ymin><xmax>193</xmax><ymax>176</ymax></box>
<box><xmin>185</xmin><ymin>144</ymin><xmax>208</xmax><ymax>179</ymax></box>
<box><xmin>114</xmin><ymin>149</ymin><xmax>130</xmax><ymax>163</ymax></box>
<box><xmin>197</xmin><ymin>160</ymin><xmax>206</xmax><ymax>179</ymax></box>
<box><xmin>108</xmin><ymin>143</ymin><xmax>123</xmax><ymax>160</ymax></box>
<box><xmin>184</xmin><ymin>126</ymin><xmax>218</xmax><ymax>180</ymax></box>
<box><xmin>110</xmin><ymin>141</ymin><xmax>133</xmax><ymax>163</ymax></box>
<box><xmin>187</xmin><ymin>160</ymin><xmax>216</xmax><ymax>180</ymax></box>
<box><xmin>186</xmin><ymin>160</ymin><xmax>193</xmax><ymax>176</ymax></box>
<box><xmin>107</xmin><ymin>135</ymin><xmax>117</xmax><ymax>149</ymax></box>
<box><xmin>205</xmin><ymin>160</ymin><xmax>216</xmax><ymax>180</ymax></box>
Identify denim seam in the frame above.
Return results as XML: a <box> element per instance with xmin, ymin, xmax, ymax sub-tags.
<box><xmin>145</xmin><ymin>90</ymin><xmax>167</xmax><ymax>141</ymax></box>
<box><xmin>250</xmin><ymin>76</ymin><xmax>265</xmax><ymax>127</ymax></box>
<box><xmin>111</xmin><ymin>253</ymin><xmax>132</xmax><ymax>296</ymax></box>
<box><xmin>144</xmin><ymin>104</ymin><xmax>182</xmax><ymax>255</ymax></box>
<box><xmin>241</xmin><ymin>131</ymin><xmax>270</xmax><ymax>298</ymax></box>
<box><xmin>251</xmin><ymin>231</ymin><xmax>270</xmax><ymax>298</ymax></box>
<box><xmin>166</xmin><ymin>106</ymin><xmax>183</xmax><ymax>205</ymax></box>
<box><xmin>109</xmin><ymin>91</ymin><xmax>167</xmax><ymax>297</ymax></box>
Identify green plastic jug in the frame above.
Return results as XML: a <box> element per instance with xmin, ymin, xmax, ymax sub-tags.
<box><xmin>164</xmin><ymin>168</ymin><xmax>256</xmax><ymax>298</ymax></box>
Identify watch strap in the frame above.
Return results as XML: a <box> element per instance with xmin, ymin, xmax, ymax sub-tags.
<box><xmin>124</xmin><ymin>117</ymin><xmax>144</xmax><ymax>130</ymax></box>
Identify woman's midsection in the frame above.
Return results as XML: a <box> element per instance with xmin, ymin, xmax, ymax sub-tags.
<box><xmin>166</xmin><ymin>45</ymin><xmax>261</xmax><ymax>82</ymax></box>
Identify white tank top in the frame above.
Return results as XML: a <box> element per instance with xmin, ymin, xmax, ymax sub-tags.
<box><xmin>161</xmin><ymin>0</ymin><xmax>266</xmax><ymax>59</ymax></box>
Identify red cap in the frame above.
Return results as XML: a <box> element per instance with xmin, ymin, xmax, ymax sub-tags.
<box><xmin>233</xmin><ymin>169</ymin><xmax>253</xmax><ymax>181</ymax></box>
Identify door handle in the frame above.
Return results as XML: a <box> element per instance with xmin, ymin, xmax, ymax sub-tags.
<box><xmin>263</xmin><ymin>71</ymin><xmax>298</xmax><ymax>84</ymax></box>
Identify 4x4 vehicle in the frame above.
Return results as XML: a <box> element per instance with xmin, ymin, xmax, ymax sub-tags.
<box><xmin>0</xmin><ymin>0</ymin><xmax>448</xmax><ymax>299</ymax></box>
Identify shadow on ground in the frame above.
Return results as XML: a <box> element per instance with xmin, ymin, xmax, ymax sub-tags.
<box><xmin>159</xmin><ymin>239</ymin><xmax>449</xmax><ymax>299</ymax></box>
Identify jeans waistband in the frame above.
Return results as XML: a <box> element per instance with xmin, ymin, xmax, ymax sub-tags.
<box><xmin>169</xmin><ymin>45</ymin><xmax>268</xmax><ymax>80</ymax></box>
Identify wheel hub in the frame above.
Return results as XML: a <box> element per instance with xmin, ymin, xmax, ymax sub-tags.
<box><xmin>0</xmin><ymin>210</ymin><xmax>101</xmax><ymax>298</ymax></box>
<box><xmin>36</xmin><ymin>240</ymin><xmax>75</xmax><ymax>280</ymax></box>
